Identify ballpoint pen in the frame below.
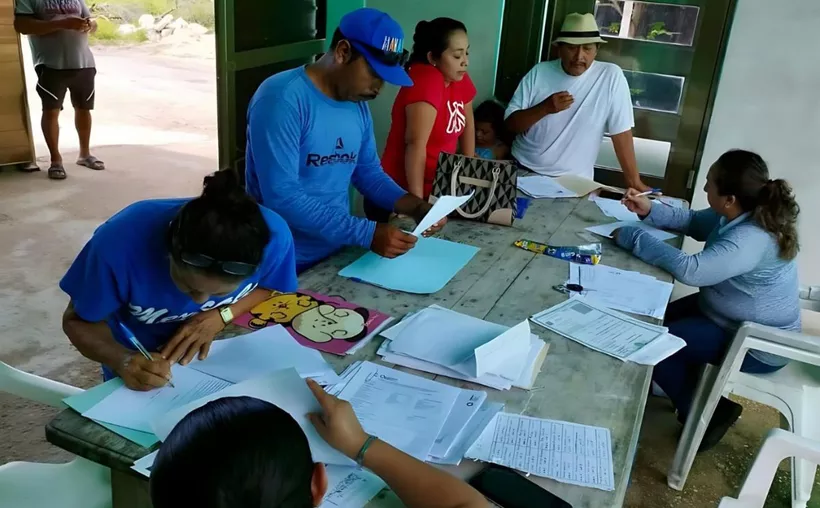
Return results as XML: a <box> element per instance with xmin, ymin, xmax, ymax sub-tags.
<box><xmin>118</xmin><ymin>322</ymin><xmax>176</xmax><ymax>388</ymax></box>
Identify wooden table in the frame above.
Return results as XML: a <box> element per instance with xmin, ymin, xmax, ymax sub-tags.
<box><xmin>46</xmin><ymin>197</ymin><xmax>680</xmax><ymax>508</ymax></box>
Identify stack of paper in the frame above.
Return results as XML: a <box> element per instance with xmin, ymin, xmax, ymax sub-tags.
<box><xmin>567</xmin><ymin>263</ymin><xmax>674</xmax><ymax>319</ymax></box>
<box><xmin>376</xmin><ymin>306</ymin><xmax>548</xmax><ymax>390</ymax></box>
<box><xmin>73</xmin><ymin>327</ymin><xmax>340</xmax><ymax>441</ymax></box>
<box><xmin>517</xmin><ymin>175</ymin><xmax>577</xmax><ymax>198</ymax></box>
<box><xmin>465</xmin><ymin>412</ymin><xmax>615</xmax><ymax>491</ymax></box>
<box><xmin>530</xmin><ymin>297</ymin><xmax>685</xmax><ymax>365</ymax></box>
<box><xmin>326</xmin><ymin>361</ymin><xmax>462</xmax><ymax>461</ymax></box>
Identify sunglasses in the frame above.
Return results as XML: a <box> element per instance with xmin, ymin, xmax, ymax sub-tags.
<box><xmin>178</xmin><ymin>251</ymin><xmax>258</xmax><ymax>277</ymax></box>
<box><xmin>169</xmin><ymin>214</ymin><xmax>258</xmax><ymax>277</ymax></box>
<box><xmin>346</xmin><ymin>38</ymin><xmax>410</xmax><ymax>67</ymax></box>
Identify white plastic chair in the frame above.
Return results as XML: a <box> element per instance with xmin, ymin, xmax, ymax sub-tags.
<box><xmin>719</xmin><ymin>429</ymin><xmax>820</xmax><ymax>508</ymax></box>
<box><xmin>667</xmin><ymin>323</ymin><xmax>820</xmax><ymax>508</ymax></box>
<box><xmin>0</xmin><ymin>361</ymin><xmax>113</xmax><ymax>508</ymax></box>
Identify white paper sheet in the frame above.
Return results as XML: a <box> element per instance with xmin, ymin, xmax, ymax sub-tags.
<box><xmin>517</xmin><ymin>175</ymin><xmax>577</xmax><ymax>198</ymax></box>
<box><xmin>531</xmin><ymin>297</ymin><xmax>667</xmax><ymax>360</ymax></box>
<box><xmin>585</xmin><ymin>221</ymin><xmax>678</xmax><ymax>241</ymax></box>
<box><xmin>319</xmin><ymin>466</ymin><xmax>386</xmax><ymax>508</ymax></box>
<box><xmin>188</xmin><ymin>325</ymin><xmax>339</xmax><ymax>384</ymax></box>
<box><xmin>151</xmin><ymin>368</ymin><xmax>352</xmax><ymax>466</ymax></box>
<box><xmin>378</xmin><ymin>333</ymin><xmax>547</xmax><ymax>391</ymax></box>
<box><xmin>474</xmin><ymin>321</ymin><xmax>531</xmax><ymax>379</ymax></box>
<box><xmin>83</xmin><ymin>365</ymin><xmax>232</xmax><ymax>433</ymax></box>
<box><xmin>413</xmin><ymin>193</ymin><xmax>474</xmax><ymax>236</ymax></box>
<box><xmin>590</xmin><ymin>195</ymin><xmax>640</xmax><ymax>222</ymax></box>
<box><xmin>430</xmin><ymin>401</ymin><xmax>504</xmax><ymax>466</ymax></box>
<box><xmin>387</xmin><ymin>307</ymin><xmax>507</xmax><ymax>371</ymax></box>
<box><xmin>329</xmin><ymin>361</ymin><xmax>461</xmax><ymax>460</ymax></box>
<box><xmin>428</xmin><ymin>389</ymin><xmax>487</xmax><ymax>459</ymax></box>
<box><xmin>131</xmin><ymin>450</ymin><xmax>158</xmax><ymax>478</ymax></box>
<box><xmin>465</xmin><ymin>412</ymin><xmax>615</xmax><ymax>491</ymax></box>
<box><xmin>568</xmin><ymin>263</ymin><xmax>674</xmax><ymax>320</ymax></box>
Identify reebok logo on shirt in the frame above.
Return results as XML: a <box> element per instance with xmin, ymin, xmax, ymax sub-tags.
<box><xmin>306</xmin><ymin>137</ymin><xmax>358</xmax><ymax>167</ymax></box>
<box><xmin>446</xmin><ymin>101</ymin><xmax>466</xmax><ymax>134</ymax></box>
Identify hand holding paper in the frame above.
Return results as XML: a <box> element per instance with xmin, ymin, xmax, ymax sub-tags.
<box><xmin>412</xmin><ymin>193</ymin><xmax>473</xmax><ymax>236</ymax></box>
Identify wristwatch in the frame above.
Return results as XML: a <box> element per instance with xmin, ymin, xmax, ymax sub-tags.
<box><xmin>218</xmin><ymin>306</ymin><xmax>234</xmax><ymax>325</ymax></box>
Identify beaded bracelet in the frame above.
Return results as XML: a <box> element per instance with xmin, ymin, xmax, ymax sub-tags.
<box><xmin>355</xmin><ymin>435</ymin><xmax>378</xmax><ymax>466</ymax></box>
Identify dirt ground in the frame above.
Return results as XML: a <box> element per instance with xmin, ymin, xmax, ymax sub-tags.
<box><xmin>1</xmin><ymin>39</ymin><xmax>817</xmax><ymax>507</ymax></box>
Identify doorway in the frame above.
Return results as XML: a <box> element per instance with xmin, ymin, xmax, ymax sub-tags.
<box><xmin>496</xmin><ymin>0</ymin><xmax>736</xmax><ymax>199</ymax></box>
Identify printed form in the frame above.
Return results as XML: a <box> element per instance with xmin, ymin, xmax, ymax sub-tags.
<box><xmin>329</xmin><ymin>361</ymin><xmax>461</xmax><ymax>460</ymax></box>
<box><xmin>531</xmin><ymin>298</ymin><xmax>666</xmax><ymax>360</ymax></box>
<box><xmin>466</xmin><ymin>412</ymin><xmax>615</xmax><ymax>491</ymax></box>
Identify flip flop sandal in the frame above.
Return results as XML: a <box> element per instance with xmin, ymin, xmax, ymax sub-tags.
<box><xmin>48</xmin><ymin>164</ymin><xmax>67</xmax><ymax>180</ymax></box>
<box><xmin>76</xmin><ymin>156</ymin><xmax>106</xmax><ymax>170</ymax></box>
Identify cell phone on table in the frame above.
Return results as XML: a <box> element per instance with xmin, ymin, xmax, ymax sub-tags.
<box><xmin>469</xmin><ymin>465</ymin><xmax>572</xmax><ymax>508</ymax></box>
<box><xmin>597</xmin><ymin>189</ymin><xmax>624</xmax><ymax>201</ymax></box>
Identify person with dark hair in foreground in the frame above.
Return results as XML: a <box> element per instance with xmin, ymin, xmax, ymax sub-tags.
<box><xmin>368</xmin><ymin>17</ymin><xmax>476</xmax><ymax>222</ymax></box>
<box><xmin>60</xmin><ymin>171</ymin><xmax>298</xmax><ymax>390</ymax></box>
<box><xmin>245</xmin><ymin>7</ymin><xmax>445</xmax><ymax>274</ymax></box>
<box><xmin>151</xmin><ymin>382</ymin><xmax>487</xmax><ymax>508</ymax></box>
<box><xmin>614</xmin><ymin>149</ymin><xmax>802</xmax><ymax>451</ymax></box>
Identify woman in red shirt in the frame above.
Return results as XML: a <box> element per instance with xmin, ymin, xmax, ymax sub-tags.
<box><xmin>364</xmin><ymin>17</ymin><xmax>477</xmax><ymax>221</ymax></box>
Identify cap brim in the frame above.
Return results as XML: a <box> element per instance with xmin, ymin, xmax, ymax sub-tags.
<box><xmin>553</xmin><ymin>37</ymin><xmax>607</xmax><ymax>45</ymax></box>
<box><xmin>350</xmin><ymin>41</ymin><xmax>413</xmax><ymax>87</ymax></box>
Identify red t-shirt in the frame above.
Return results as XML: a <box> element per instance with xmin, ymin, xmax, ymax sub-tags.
<box><xmin>382</xmin><ymin>64</ymin><xmax>477</xmax><ymax>198</ymax></box>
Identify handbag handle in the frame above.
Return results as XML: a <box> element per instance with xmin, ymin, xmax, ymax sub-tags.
<box><xmin>450</xmin><ymin>159</ymin><xmax>501</xmax><ymax>219</ymax></box>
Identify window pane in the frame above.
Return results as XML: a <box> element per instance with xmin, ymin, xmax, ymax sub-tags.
<box><xmin>623</xmin><ymin>69</ymin><xmax>684</xmax><ymax>113</ymax></box>
<box><xmin>596</xmin><ymin>136</ymin><xmax>671</xmax><ymax>178</ymax></box>
<box><xmin>595</xmin><ymin>1</ymin><xmax>699</xmax><ymax>47</ymax></box>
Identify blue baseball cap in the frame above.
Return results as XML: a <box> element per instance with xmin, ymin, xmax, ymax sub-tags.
<box><xmin>338</xmin><ymin>8</ymin><xmax>413</xmax><ymax>87</ymax></box>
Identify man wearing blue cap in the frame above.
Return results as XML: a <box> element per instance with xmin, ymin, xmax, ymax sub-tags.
<box><xmin>245</xmin><ymin>8</ymin><xmax>444</xmax><ymax>273</ymax></box>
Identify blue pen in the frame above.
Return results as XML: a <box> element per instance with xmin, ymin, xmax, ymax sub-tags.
<box><xmin>118</xmin><ymin>322</ymin><xmax>175</xmax><ymax>388</ymax></box>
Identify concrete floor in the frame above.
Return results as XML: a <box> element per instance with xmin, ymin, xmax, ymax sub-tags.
<box><xmin>1</xmin><ymin>42</ymin><xmax>818</xmax><ymax>507</ymax></box>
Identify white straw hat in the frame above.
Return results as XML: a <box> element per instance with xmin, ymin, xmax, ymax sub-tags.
<box><xmin>553</xmin><ymin>12</ymin><xmax>607</xmax><ymax>45</ymax></box>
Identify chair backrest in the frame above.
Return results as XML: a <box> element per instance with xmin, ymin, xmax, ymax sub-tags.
<box><xmin>718</xmin><ymin>429</ymin><xmax>820</xmax><ymax>508</ymax></box>
<box><xmin>727</xmin><ymin>322</ymin><xmax>820</xmax><ymax>371</ymax></box>
<box><xmin>0</xmin><ymin>361</ymin><xmax>82</xmax><ymax>408</ymax></box>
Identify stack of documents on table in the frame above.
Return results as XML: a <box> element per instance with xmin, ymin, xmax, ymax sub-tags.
<box><xmin>530</xmin><ymin>297</ymin><xmax>685</xmax><ymax>365</ymax></box>
<box><xmin>326</xmin><ymin>361</ymin><xmax>502</xmax><ymax>467</ymax></box>
<box><xmin>376</xmin><ymin>305</ymin><xmax>548</xmax><ymax>390</ymax></box>
<box><xmin>72</xmin><ymin>326</ymin><xmax>339</xmax><ymax>442</ymax></box>
<box><xmin>465</xmin><ymin>412</ymin><xmax>616</xmax><ymax>491</ymax></box>
<box><xmin>567</xmin><ymin>263</ymin><xmax>674</xmax><ymax>320</ymax></box>
<box><xmin>586</xmin><ymin>195</ymin><xmax>679</xmax><ymax>241</ymax></box>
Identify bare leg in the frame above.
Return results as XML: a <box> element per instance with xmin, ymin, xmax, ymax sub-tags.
<box><xmin>75</xmin><ymin>108</ymin><xmax>92</xmax><ymax>159</ymax></box>
<box><xmin>42</xmin><ymin>109</ymin><xmax>61</xmax><ymax>164</ymax></box>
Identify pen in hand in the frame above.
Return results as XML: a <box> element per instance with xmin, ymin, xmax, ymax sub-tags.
<box><xmin>118</xmin><ymin>323</ymin><xmax>176</xmax><ymax>388</ymax></box>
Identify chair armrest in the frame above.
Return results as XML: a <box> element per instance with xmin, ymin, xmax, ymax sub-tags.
<box><xmin>734</xmin><ymin>322</ymin><xmax>820</xmax><ymax>356</ymax></box>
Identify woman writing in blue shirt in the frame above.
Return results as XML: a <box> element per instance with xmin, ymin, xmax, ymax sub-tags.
<box><xmin>60</xmin><ymin>170</ymin><xmax>297</xmax><ymax>391</ymax></box>
<box><xmin>614</xmin><ymin>149</ymin><xmax>800</xmax><ymax>450</ymax></box>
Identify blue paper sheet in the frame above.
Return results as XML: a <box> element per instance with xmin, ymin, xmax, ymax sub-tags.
<box><xmin>338</xmin><ymin>237</ymin><xmax>479</xmax><ymax>294</ymax></box>
<box><xmin>63</xmin><ymin>379</ymin><xmax>159</xmax><ymax>448</ymax></box>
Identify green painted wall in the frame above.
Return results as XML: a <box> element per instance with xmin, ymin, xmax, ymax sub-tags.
<box><xmin>365</xmin><ymin>0</ymin><xmax>505</xmax><ymax>152</ymax></box>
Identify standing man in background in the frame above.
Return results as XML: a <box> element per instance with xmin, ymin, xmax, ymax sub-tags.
<box><xmin>505</xmin><ymin>13</ymin><xmax>650</xmax><ymax>192</ymax></box>
<box><xmin>14</xmin><ymin>0</ymin><xmax>105</xmax><ymax>180</ymax></box>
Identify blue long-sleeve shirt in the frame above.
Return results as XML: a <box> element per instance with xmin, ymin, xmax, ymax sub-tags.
<box><xmin>245</xmin><ymin>67</ymin><xmax>407</xmax><ymax>268</ymax></box>
<box><xmin>616</xmin><ymin>203</ymin><xmax>801</xmax><ymax>366</ymax></box>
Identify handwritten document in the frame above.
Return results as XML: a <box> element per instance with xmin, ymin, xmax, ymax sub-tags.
<box><xmin>466</xmin><ymin>412</ymin><xmax>615</xmax><ymax>491</ymax></box>
<box><xmin>83</xmin><ymin>365</ymin><xmax>231</xmax><ymax>433</ymax></box>
<box><xmin>568</xmin><ymin>263</ymin><xmax>674</xmax><ymax>320</ymax></box>
<box><xmin>320</xmin><ymin>466</ymin><xmax>386</xmax><ymax>508</ymax></box>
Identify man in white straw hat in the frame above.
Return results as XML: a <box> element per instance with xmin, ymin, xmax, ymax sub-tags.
<box><xmin>505</xmin><ymin>12</ymin><xmax>650</xmax><ymax>191</ymax></box>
